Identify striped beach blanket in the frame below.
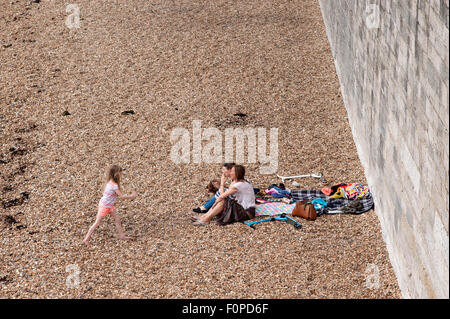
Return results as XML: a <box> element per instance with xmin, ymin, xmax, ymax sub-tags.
<box><xmin>255</xmin><ymin>202</ymin><xmax>296</xmax><ymax>216</ymax></box>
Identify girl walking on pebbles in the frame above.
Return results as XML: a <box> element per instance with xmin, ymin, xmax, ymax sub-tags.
<box><xmin>83</xmin><ymin>165</ymin><xmax>137</xmax><ymax>246</ymax></box>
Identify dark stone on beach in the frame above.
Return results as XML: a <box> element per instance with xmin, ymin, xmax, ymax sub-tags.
<box><xmin>233</xmin><ymin>112</ymin><xmax>247</xmax><ymax>117</ymax></box>
<box><xmin>2</xmin><ymin>44</ymin><xmax>12</xmax><ymax>48</ymax></box>
<box><xmin>3</xmin><ymin>215</ymin><xmax>18</xmax><ymax>225</ymax></box>
<box><xmin>2</xmin><ymin>198</ymin><xmax>23</xmax><ymax>209</ymax></box>
<box><xmin>3</xmin><ymin>185</ymin><xmax>13</xmax><ymax>192</ymax></box>
<box><xmin>121</xmin><ymin>110</ymin><xmax>135</xmax><ymax>115</ymax></box>
<box><xmin>62</xmin><ymin>110</ymin><xmax>71</xmax><ymax>116</ymax></box>
<box><xmin>16</xmin><ymin>165</ymin><xmax>27</xmax><ymax>174</ymax></box>
<box><xmin>2</xmin><ymin>192</ymin><xmax>28</xmax><ymax>209</ymax></box>
<box><xmin>20</xmin><ymin>192</ymin><xmax>30</xmax><ymax>200</ymax></box>
<box><xmin>0</xmin><ymin>274</ymin><xmax>11</xmax><ymax>283</ymax></box>
<box><xmin>9</xmin><ymin>147</ymin><xmax>27</xmax><ymax>156</ymax></box>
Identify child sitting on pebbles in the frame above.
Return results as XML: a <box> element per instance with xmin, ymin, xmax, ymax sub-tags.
<box><xmin>192</xmin><ymin>179</ymin><xmax>224</xmax><ymax>214</ymax></box>
<box><xmin>83</xmin><ymin>165</ymin><xmax>137</xmax><ymax>246</ymax></box>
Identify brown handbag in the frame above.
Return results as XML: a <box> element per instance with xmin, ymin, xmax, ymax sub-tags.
<box><xmin>292</xmin><ymin>201</ymin><xmax>317</xmax><ymax>220</ymax></box>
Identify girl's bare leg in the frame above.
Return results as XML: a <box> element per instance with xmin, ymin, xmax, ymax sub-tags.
<box><xmin>83</xmin><ymin>213</ymin><xmax>104</xmax><ymax>246</ymax></box>
<box><xmin>197</xmin><ymin>200</ymin><xmax>225</xmax><ymax>224</ymax></box>
<box><xmin>110</xmin><ymin>210</ymin><xmax>130</xmax><ymax>240</ymax></box>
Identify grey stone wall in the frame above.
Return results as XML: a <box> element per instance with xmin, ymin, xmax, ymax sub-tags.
<box><xmin>318</xmin><ymin>0</ymin><xmax>449</xmax><ymax>298</ymax></box>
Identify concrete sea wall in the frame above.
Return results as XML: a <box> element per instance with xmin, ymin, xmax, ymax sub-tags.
<box><xmin>318</xmin><ymin>0</ymin><xmax>449</xmax><ymax>298</ymax></box>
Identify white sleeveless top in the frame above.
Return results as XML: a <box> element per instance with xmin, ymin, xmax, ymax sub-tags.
<box><xmin>232</xmin><ymin>181</ymin><xmax>256</xmax><ymax>210</ymax></box>
<box><xmin>99</xmin><ymin>181</ymin><xmax>118</xmax><ymax>208</ymax></box>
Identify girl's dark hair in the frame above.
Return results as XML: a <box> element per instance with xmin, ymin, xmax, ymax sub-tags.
<box><xmin>206</xmin><ymin>179</ymin><xmax>220</xmax><ymax>193</ymax></box>
<box><xmin>233</xmin><ymin>165</ymin><xmax>246</xmax><ymax>180</ymax></box>
<box><xmin>223</xmin><ymin>162</ymin><xmax>235</xmax><ymax>170</ymax></box>
<box><xmin>107</xmin><ymin>165</ymin><xmax>122</xmax><ymax>188</ymax></box>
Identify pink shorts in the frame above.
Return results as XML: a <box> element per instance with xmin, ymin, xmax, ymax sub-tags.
<box><xmin>98</xmin><ymin>205</ymin><xmax>115</xmax><ymax>217</ymax></box>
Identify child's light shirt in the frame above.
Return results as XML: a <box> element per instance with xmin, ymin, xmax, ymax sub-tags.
<box><xmin>99</xmin><ymin>181</ymin><xmax>118</xmax><ymax>208</ymax></box>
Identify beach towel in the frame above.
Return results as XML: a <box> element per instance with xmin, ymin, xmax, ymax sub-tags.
<box><xmin>255</xmin><ymin>202</ymin><xmax>296</xmax><ymax>216</ymax></box>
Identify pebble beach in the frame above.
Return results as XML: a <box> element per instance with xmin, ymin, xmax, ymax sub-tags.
<box><xmin>0</xmin><ymin>0</ymin><xmax>401</xmax><ymax>298</ymax></box>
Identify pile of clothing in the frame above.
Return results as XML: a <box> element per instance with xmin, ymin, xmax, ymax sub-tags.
<box><xmin>255</xmin><ymin>183</ymin><xmax>294</xmax><ymax>204</ymax></box>
<box><xmin>264</xmin><ymin>183</ymin><xmax>292</xmax><ymax>199</ymax></box>
<box><xmin>321</xmin><ymin>183</ymin><xmax>370</xmax><ymax>200</ymax></box>
<box><xmin>292</xmin><ymin>183</ymin><xmax>373</xmax><ymax>216</ymax></box>
<box><xmin>255</xmin><ymin>182</ymin><xmax>374</xmax><ymax>217</ymax></box>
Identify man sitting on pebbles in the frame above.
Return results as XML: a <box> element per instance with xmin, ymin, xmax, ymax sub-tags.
<box><xmin>191</xmin><ymin>164</ymin><xmax>256</xmax><ymax>226</ymax></box>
